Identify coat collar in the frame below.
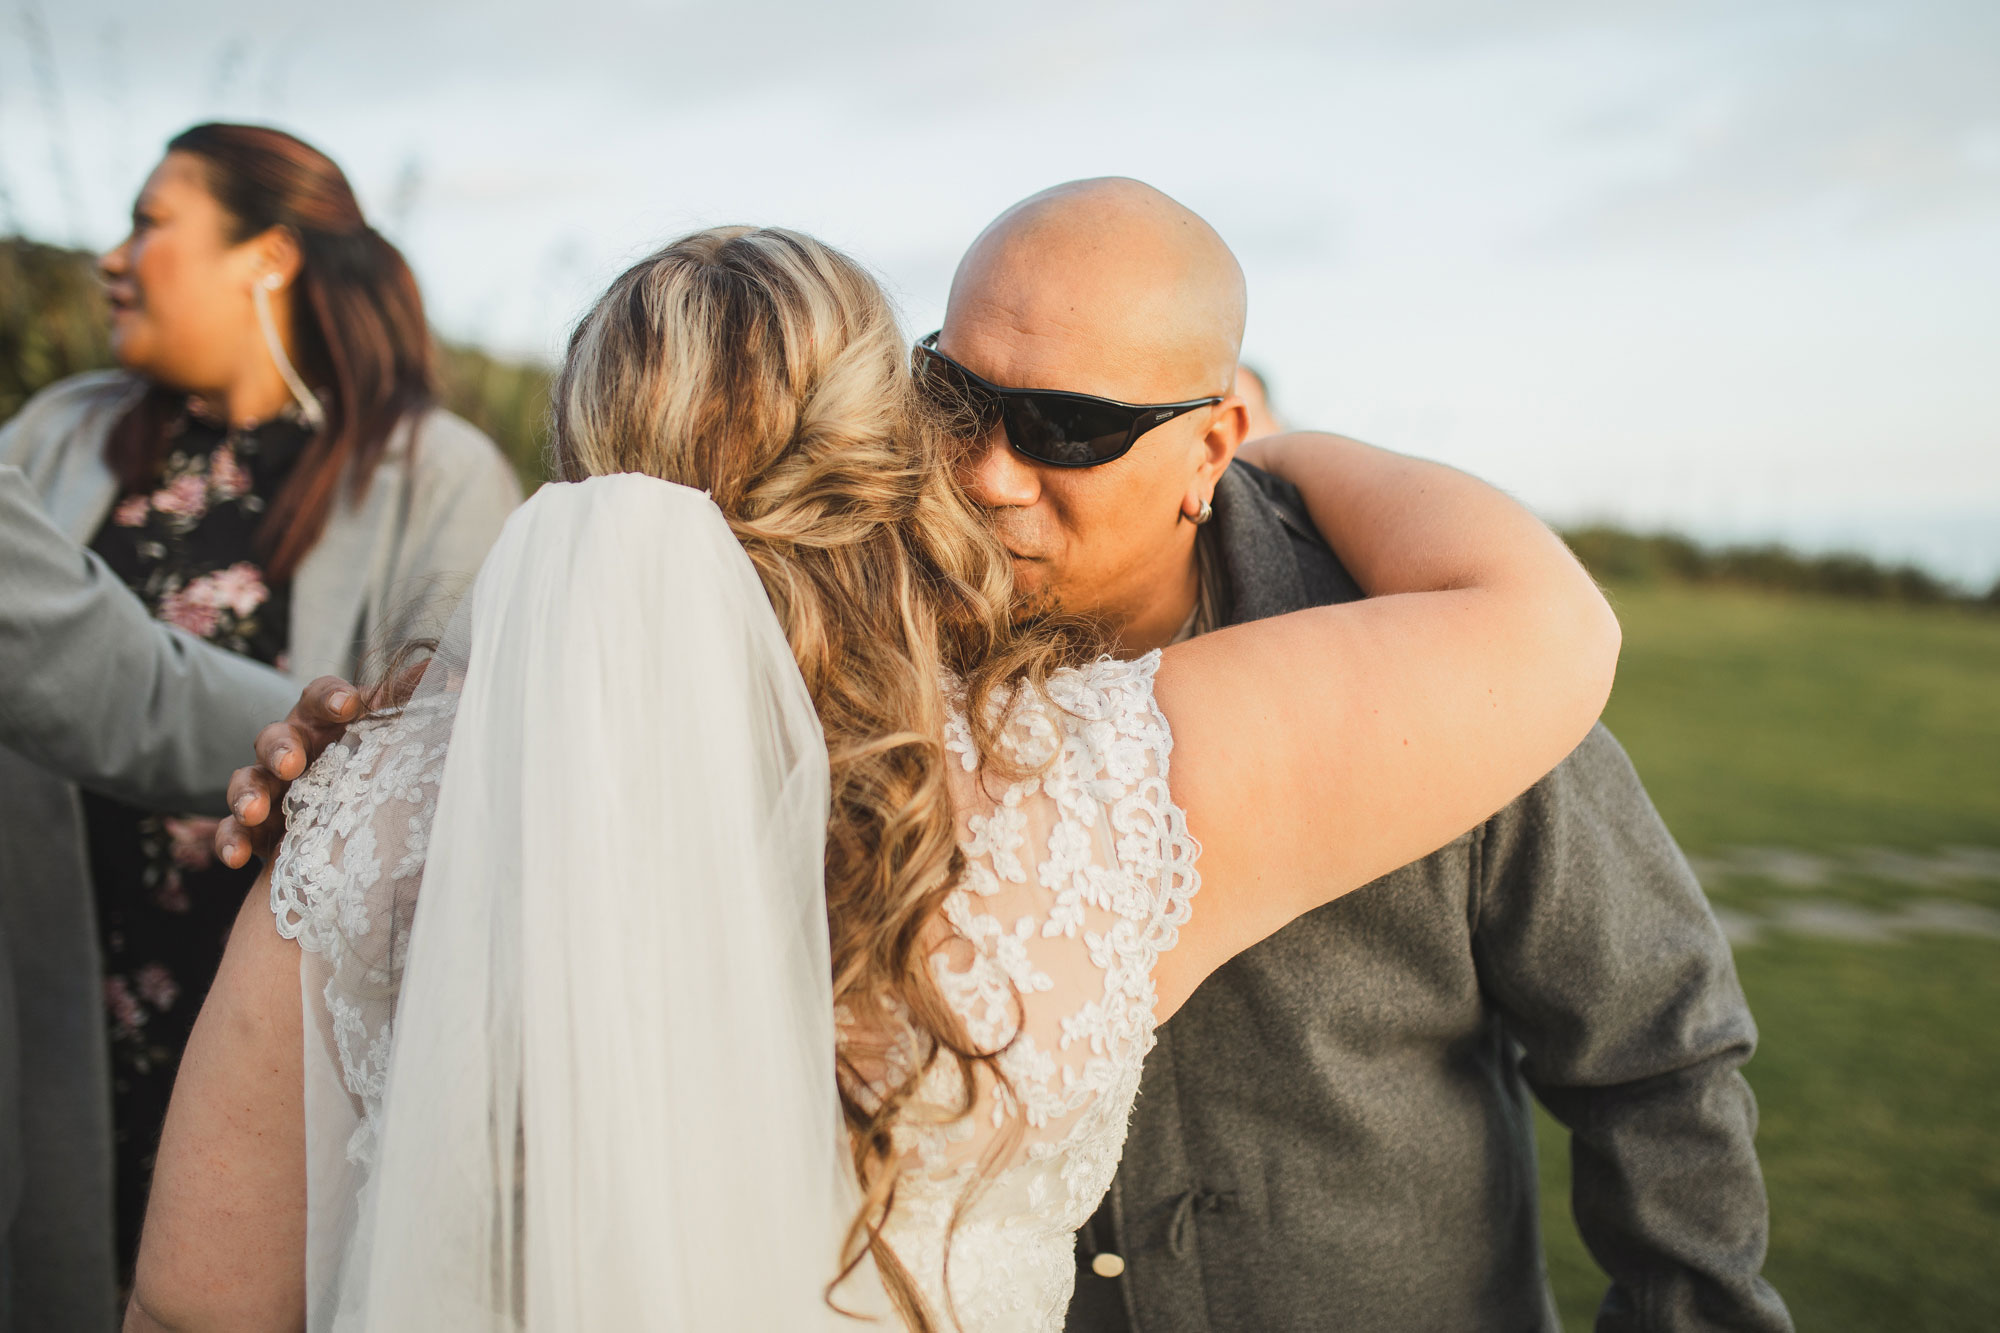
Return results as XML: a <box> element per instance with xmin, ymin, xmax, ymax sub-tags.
<box><xmin>1207</xmin><ymin>463</ymin><xmax>1313</xmax><ymax>626</ymax></box>
<box><xmin>285</xmin><ymin>414</ymin><xmax>419</xmax><ymax>681</ymax></box>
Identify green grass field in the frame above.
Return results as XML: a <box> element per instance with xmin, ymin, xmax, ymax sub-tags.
<box><xmin>1535</xmin><ymin>584</ymin><xmax>2000</xmax><ymax>1331</ymax></box>
<box><xmin>1595</xmin><ymin>584</ymin><xmax>2000</xmax><ymax>853</ymax></box>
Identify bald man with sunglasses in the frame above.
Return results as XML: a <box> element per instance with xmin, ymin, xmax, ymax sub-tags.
<box><xmin>220</xmin><ymin>181</ymin><xmax>1790</xmax><ymax>1333</ymax></box>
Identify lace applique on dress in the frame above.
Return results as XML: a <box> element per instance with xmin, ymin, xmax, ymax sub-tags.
<box><xmin>855</xmin><ymin>652</ymin><xmax>1201</xmax><ymax>1331</ymax></box>
<box><xmin>269</xmin><ymin>696</ymin><xmax>453</xmax><ymax>1166</ymax></box>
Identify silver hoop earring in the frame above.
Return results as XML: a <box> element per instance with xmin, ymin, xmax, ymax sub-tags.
<box><xmin>1192</xmin><ymin>498</ymin><xmax>1214</xmax><ymax>526</ymax></box>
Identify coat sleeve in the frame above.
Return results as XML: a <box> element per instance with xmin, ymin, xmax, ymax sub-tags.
<box><xmin>0</xmin><ymin>465</ymin><xmax>296</xmax><ymax>812</ymax></box>
<box><xmin>1473</xmin><ymin>723</ymin><xmax>1792</xmax><ymax>1332</ymax></box>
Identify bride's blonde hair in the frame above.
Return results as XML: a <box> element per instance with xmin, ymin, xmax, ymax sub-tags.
<box><xmin>549</xmin><ymin>226</ymin><xmax>1097</xmax><ymax>1328</ymax></box>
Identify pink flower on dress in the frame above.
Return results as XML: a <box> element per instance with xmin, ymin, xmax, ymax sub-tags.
<box><xmin>113</xmin><ymin>494</ymin><xmax>152</xmax><ymax>527</ymax></box>
<box><xmin>105</xmin><ymin>978</ymin><xmax>148</xmax><ymax>1036</ymax></box>
<box><xmin>208</xmin><ymin>444</ymin><xmax>250</xmax><ymax>500</ymax></box>
<box><xmin>134</xmin><ymin>964</ymin><xmax>181</xmax><ymax>1012</ymax></box>
<box><xmin>159</xmin><ymin>563</ymin><xmax>266</xmax><ymax>636</ymax></box>
<box><xmin>151</xmin><ymin>473</ymin><xmax>209</xmax><ymax>519</ymax></box>
<box><xmin>163</xmin><ymin>816</ymin><xmax>219</xmax><ymax>870</ymax></box>
<box><xmin>202</xmin><ymin>562</ymin><xmax>269</xmax><ymax>617</ymax></box>
<box><xmin>158</xmin><ymin>585</ymin><xmax>220</xmax><ymax>637</ymax></box>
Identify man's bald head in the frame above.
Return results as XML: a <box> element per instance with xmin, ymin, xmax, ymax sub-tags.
<box><xmin>941</xmin><ymin>180</ymin><xmax>1256</xmax><ymax>654</ymax></box>
<box><xmin>944</xmin><ymin>178</ymin><xmax>1246</xmax><ymax>400</ymax></box>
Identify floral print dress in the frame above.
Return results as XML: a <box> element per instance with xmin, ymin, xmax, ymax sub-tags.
<box><xmin>83</xmin><ymin>400</ymin><xmax>308</xmax><ymax>1272</ymax></box>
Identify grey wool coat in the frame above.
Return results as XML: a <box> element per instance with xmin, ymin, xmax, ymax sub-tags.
<box><xmin>1064</xmin><ymin>464</ymin><xmax>1792</xmax><ymax>1333</ymax></box>
<box><xmin>0</xmin><ymin>372</ymin><xmax>522</xmax><ymax>1332</ymax></box>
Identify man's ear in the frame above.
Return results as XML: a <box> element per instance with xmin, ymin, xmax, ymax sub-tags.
<box><xmin>1198</xmin><ymin>396</ymin><xmax>1250</xmax><ymax>486</ymax></box>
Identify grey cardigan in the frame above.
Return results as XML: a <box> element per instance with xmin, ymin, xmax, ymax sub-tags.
<box><xmin>0</xmin><ymin>373</ymin><xmax>522</xmax><ymax>1331</ymax></box>
<box><xmin>1065</xmin><ymin>465</ymin><xmax>1791</xmax><ymax>1333</ymax></box>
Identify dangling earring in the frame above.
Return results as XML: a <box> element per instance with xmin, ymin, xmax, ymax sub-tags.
<box><xmin>253</xmin><ymin>272</ymin><xmax>326</xmax><ymax>430</ymax></box>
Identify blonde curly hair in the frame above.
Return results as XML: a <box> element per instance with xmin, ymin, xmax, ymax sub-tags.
<box><xmin>548</xmin><ymin>225</ymin><xmax>1098</xmax><ymax>1328</ymax></box>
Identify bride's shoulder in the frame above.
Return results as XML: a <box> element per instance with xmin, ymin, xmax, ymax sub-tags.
<box><xmin>269</xmin><ymin>698</ymin><xmax>454</xmax><ymax>957</ymax></box>
<box><xmin>942</xmin><ymin>652</ymin><xmax>1171</xmax><ymax>775</ymax></box>
<box><xmin>1045</xmin><ymin>651</ymin><xmax>1168</xmax><ymax>727</ymax></box>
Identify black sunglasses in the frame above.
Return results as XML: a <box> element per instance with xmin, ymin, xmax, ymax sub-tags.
<box><xmin>913</xmin><ymin>332</ymin><xmax>1224</xmax><ymax>468</ymax></box>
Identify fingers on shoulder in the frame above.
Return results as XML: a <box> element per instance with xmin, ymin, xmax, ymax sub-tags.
<box><xmin>254</xmin><ymin>720</ymin><xmax>310</xmax><ymax>780</ymax></box>
<box><xmin>298</xmin><ymin>675</ymin><xmax>362</xmax><ymax>727</ymax></box>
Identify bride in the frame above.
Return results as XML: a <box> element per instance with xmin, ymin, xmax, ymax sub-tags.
<box><xmin>126</xmin><ymin>226</ymin><xmax>1618</xmax><ymax>1332</ymax></box>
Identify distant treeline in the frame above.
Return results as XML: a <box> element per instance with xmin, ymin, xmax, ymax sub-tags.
<box><xmin>6</xmin><ymin>236</ymin><xmax>1993</xmax><ymax>607</ymax></box>
<box><xmin>1</xmin><ymin>237</ymin><xmax>113</xmax><ymax>424</ymax></box>
<box><xmin>1560</xmin><ymin>526</ymin><xmax>1997</xmax><ymax>608</ymax></box>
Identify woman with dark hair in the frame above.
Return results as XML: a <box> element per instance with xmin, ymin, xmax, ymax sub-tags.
<box><xmin>0</xmin><ymin>122</ymin><xmax>519</xmax><ymax>1313</ymax></box>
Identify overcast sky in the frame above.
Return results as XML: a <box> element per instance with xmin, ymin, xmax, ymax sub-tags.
<box><xmin>6</xmin><ymin>0</ymin><xmax>1997</xmax><ymax>582</ymax></box>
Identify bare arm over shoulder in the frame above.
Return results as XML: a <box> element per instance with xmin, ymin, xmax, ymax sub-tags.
<box><xmin>1150</xmin><ymin>432</ymin><xmax>1619</xmax><ymax>1015</ymax></box>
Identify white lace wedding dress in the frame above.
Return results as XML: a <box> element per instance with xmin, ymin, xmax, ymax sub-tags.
<box><xmin>265</xmin><ymin>476</ymin><xmax>1199</xmax><ymax>1332</ymax></box>
<box><xmin>855</xmin><ymin>655</ymin><xmax>1200</xmax><ymax>1329</ymax></box>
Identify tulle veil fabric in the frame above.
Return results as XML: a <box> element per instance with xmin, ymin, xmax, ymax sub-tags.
<box><xmin>287</xmin><ymin>475</ymin><xmax>882</xmax><ymax>1329</ymax></box>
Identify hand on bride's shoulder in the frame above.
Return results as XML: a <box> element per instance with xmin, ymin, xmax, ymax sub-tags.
<box><xmin>214</xmin><ymin>659</ymin><xmax>432</xmax><ymax>868</ymax></box>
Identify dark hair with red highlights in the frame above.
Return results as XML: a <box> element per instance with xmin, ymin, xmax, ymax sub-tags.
<box><xmin>104</xmin><ymin>122</ymin><xmax>436</xmax><ymax>580</ymax></box>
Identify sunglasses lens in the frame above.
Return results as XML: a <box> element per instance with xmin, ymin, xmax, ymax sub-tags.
<box><xmin>1003</xmin><ymin>395</ymin><xmax>1135</xmax><ymax>466</ymax></box>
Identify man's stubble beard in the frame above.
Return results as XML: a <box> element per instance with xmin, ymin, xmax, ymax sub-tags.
<box><xmin>978</xmin><ymin>506</ymin><xmax>1066</xmax><ymax>624</ymax></box>
<box><xmin>1008</xmin><ymin>580</ymin><xmax>1064</xmax><ymax>628</ymax></box>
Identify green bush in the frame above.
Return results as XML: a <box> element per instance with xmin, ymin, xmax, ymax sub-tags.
<box><xmin>0</xmin><ymin>237</ymin><xmax>114</xmax><ymax>424</ymax></box>
<box><xmin>1558</xmin><ymin>524</ymin><xmax>1976</xmax><ymax>607</ymax></box>
<box><xmin>433</xmin><ymin>341</ymin><xmax>551</xmax><ymax>492</ymax></box>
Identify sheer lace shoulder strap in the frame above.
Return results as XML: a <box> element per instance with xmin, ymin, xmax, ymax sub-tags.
<box><xmin>945</xmin><ymin>649</ymin><xmax>1200</xmax><ymax>974</ymax></box>
<box><xmin>873</xmin><ymin>652</ymin><xmax>1200</xmax><ymax>1195</ymax></box>
<box><xmin>268</xmin><ymin>694</ymin><xmax>454</xmax><ymax>1168</ymax></box>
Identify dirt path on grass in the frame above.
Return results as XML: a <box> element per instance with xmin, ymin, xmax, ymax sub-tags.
<box><xmin>1690</xmin><ymin>846</ymin><xmax>2000</xmax><ymax>945</ymax></box>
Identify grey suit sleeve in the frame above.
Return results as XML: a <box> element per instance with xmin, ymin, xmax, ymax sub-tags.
<box><xmin>1473</xmin><ymin>724</ymin><xmax>1792</xmax><ymax>1333</ymax></box>
<box><xmin>0</xmin><ymin>465</ymin><xmax>297</xmax><ymax>813</ymax></box>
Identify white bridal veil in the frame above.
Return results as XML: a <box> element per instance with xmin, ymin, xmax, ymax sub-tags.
<box><xmin>279</xmin><ymin>475</ymin><xmax>874</xmax><ymax>1330</ymax></box>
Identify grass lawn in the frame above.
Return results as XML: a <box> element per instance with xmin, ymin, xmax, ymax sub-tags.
<box><xmin>1595</xmin><ymin>584</ymin><xmax>2000</xmax><ymax>852</ymax></box>
<box><xmin>1534</xmin><ymin>584</ymin><xmax>2000</xmax><ymax>1332</ymax></box>
<box><xmin>1537</xmin><ymin>936</ymin><xmax>2000</xmax><ymax>1331</ymax></box>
